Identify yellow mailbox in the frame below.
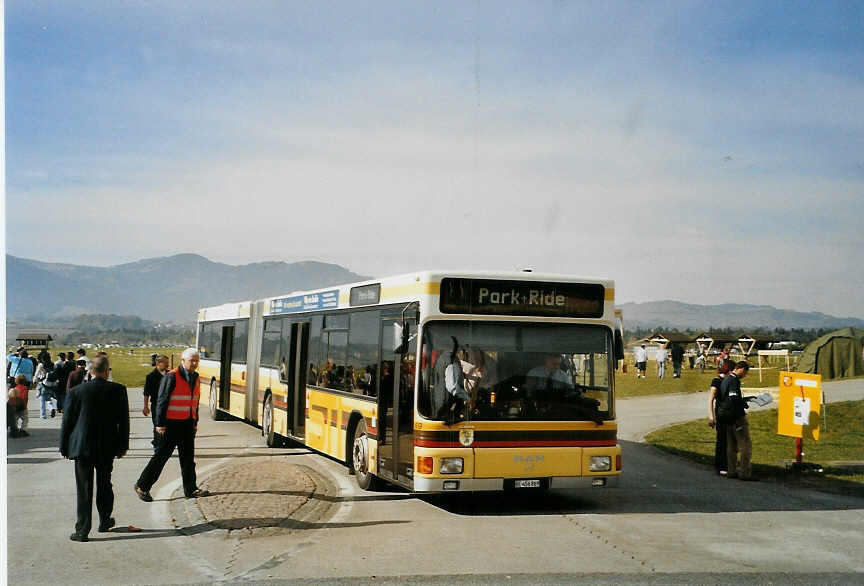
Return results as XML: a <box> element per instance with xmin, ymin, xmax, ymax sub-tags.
<box><xmin>777</xmin><ymin>371</ymin><xmax>821</xmax><ymax>441</ymax></box>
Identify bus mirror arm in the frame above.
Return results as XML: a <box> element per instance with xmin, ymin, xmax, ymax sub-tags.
<box><xmin>394</xmin><ymin>301</ymin><xmax>420</xmax><ymax>354</ymax></box>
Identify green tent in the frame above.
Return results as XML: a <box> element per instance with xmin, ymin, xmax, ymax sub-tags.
<box><xmin>796</xmin><ymin>327</ymin><xmax>864</xmax><ymax>380</ymax></box>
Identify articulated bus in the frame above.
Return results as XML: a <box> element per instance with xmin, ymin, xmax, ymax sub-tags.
<box><xmin>196</xmin><ymin>271</ymin><xmax>624</xmax><ymax>492</ymax></box>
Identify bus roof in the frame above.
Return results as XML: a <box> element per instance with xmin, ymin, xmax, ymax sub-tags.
<box><xmin>198</xmin><ymin>270</ymin><xmax>614</xmax><ymax>322</ymax></box>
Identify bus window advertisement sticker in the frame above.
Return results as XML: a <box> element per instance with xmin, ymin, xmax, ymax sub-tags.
<box><xmin>439</xmin><ymin>278</ymin><xmax>604</xmax><ymax>318</ymax></box>
<box><xmin>270</xmin><ymin>289</ymin><xmax>339</xmax><ymax>314</ymax></box>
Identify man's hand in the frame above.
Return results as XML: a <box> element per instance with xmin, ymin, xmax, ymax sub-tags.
<box><xmin>155</xmin><ymin>426</ymin><xmax>166</xmax><ymax>434</ymax></box>
<box><xmin>708</xmin><ymin>418</ymin><xmax>716</xmax><ymax>428</ymax></box>
<box><xmin>194</xmin><ymin>426</ymin><xmax>198</xmax><ymax>435</ymax></box>
<box><xmin>117</xmin><ymin>450</ymin><xmax>127</xmax><ymax>458</ymax></box>
<box><xmin>142</xmin><ymin>404</ymin><xmax>150</xmax><ymax>417</ymax></box>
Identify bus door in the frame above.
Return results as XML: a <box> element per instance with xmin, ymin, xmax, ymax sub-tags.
<box><xmin>219</xmin><ymin>325</ymin><xmax>234</xmax><ymax>410</ymax></box>
<box><xmin>285</xmin><ymin>321</ymin><xmax>308</xmax><ymax>439</ymax></box>
<box><xmin>377</xmin><ymin>315</ymin><xmax>417</xmax><ymax>486</ymax></box>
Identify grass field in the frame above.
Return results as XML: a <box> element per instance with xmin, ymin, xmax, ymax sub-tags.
<box><xmin>41</xmin><ymin>346</ymin><xmax>187</xmax><ymax>388</ymax></box>
<box><xmin>615</xmin><ymin>357</ymin><xmax>780</xmax><ymax>398</ymax></box>
<box><xmin>646</xmin><ymin>400</ymin><xmax>864</xmax><ymax>487</ymax></box>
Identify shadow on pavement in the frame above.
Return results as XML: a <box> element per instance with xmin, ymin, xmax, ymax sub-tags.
<box><xmin>89</xmin><ymin>518</ymin><xmax>410</xmax><ymax>541</ymax></box>
<box><xmin>198</xmin><ymin>489</ymin><xmax>415</xmax><ymax>503</ymax></box>
<box><xmin>424</xmin><ymin>440</ymin><xmax>864</xmax><ymax>516</ymax></box>
<box><xmin>6</xmin><ymin>427</ymin><xmax>60</xmax><ymax>454</ymax></box>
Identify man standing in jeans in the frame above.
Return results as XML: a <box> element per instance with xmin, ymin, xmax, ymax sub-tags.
<box><xmin>134</xmin><ymin>348</ymin><xmax>211</xmax><ymax>501</ymax></box>
<box><xmin>720</xmin><ymin>361</ymin><xmax>756</xmax><ymax>481</ymax></box>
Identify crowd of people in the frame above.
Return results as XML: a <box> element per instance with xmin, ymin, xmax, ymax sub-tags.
<box><xmin>6</xmin><ymin>346</ymin><xmax>93</xmax><ymax>437</ymax></box>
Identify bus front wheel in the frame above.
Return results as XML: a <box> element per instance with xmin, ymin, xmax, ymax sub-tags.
<box><xmin>209</xmin><ymin>380</ymin><xmax>225</xmax><ymax>421</ymax></box>
<box><xmin>263</xmin><ymin>395</ymin><xmax>276</xmax><ymax>447</ymax></box>
<box><xmin>351</xmin><ymin>420</ymin><xmax>378</xmax><ymax>490</ymax></box>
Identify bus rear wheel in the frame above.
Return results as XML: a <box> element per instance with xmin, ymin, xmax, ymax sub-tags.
<box><xmin>263</xmin><ymin>395</ymin><xmax>276</xmax><ymax>447</ymax></box>
<box><xmin>351</xmin><ymin>420</ymin><xmax>378</xmax><ymax>490</ymax></box>
<box><xmin>209</xmin><ymin>380</ymin><xmax>225</xmax><ymax>421</ymax></box>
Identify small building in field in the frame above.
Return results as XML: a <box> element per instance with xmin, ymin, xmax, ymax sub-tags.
<box><xmin>15</xmin><ymin>333</ymin><xmax>54</xmax><ymax>351</ymax></box>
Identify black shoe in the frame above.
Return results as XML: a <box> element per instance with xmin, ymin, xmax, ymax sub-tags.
<box><xmin>185</xmin><ymin>488</ymin><xmax>211</xmax><ymax>498</ymax></box>
<box><xmin>135</xmin><ymin>484</ymin><xmax>153</xmax><ymax>502</ymax></box>
<box><xmin>51</xmin><ymin>409</ymin><xmax>56</xmax><ymax>418</ymax></box>
<box><xmin>19</xmin><ymin>430</ymin><xmax>29</xmax><ymax>437</ymax></box>
<box><xmin>98</xmin><ymin>517</ymin><xmax>116</xmax><ymax>532</ymax></box>
<box><xmin>69</xmin><ymin>532</ymin><xmax>89</xmax><ymax>542</ymax></box>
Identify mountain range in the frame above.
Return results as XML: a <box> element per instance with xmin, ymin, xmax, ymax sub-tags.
<box><xmin>7</xmin><ymin>253</ymin><xmax>863</xmax><ymax>331</ymax></box>
<box><xmin>6</xmin><ymin>254</ymin><xmax>367</xmax><ymax>323</ymax></box>
<box><xmin>618</xmin><ymin>300</ymin><xmax>864</xmax><ymax>331</ymax></box>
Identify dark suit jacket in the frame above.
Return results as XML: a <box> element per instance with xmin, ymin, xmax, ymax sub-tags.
<box><xmin>60</xmin><ymin>377</ymin><xmax>130</xmax><ymax>462</ymax></box>
<box><xmin>143</xmin><ymin>368</ymin><xmax>165</xmax><ymax>416</ymax></box>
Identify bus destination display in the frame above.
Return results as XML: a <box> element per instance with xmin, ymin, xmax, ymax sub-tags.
<box><xmin>440</xmin><ymin>278</ymin><xmax>605</xmax><ymax>318</ymax></box>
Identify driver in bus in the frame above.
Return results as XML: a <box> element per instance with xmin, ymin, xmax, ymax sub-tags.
<box><xmin>526</xmin><ymin>354</ymin><xmax>575</xmax><ymax>398</ymax></box>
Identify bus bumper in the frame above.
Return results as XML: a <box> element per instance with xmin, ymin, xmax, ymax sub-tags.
<box><xmin>413</xmin><ymin>474</ymin><xmax>619</xmax><ymax>492</ymax></box>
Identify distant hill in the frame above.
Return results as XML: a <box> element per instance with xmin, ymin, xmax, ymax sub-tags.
<box><xmin>618</xmin><ymin>300</ymin><xmax>864</xmax><ymax>331</ymax></box>
<box><xmin>6</xmin><ymin>254</ymin><xmax>368</xmax><ymax>322</ymax></box>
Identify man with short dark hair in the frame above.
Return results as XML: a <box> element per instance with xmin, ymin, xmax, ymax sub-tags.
<box><xmin>60</xmin><ymin>355</ymin><xmax>130</xmax><ymax>542</ymax></box>
<box><xmin>142</xmin><ymin>355</ymin><xmax>170</xmax><ymax>450</ymax></box>
<box><xmin>720</xmin><ymin>361</ymin><xmax>755</xmax><ymax>481</ymax></box>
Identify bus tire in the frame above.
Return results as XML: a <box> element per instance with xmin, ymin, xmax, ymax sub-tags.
<box><xmin>351</xmin><ymin>419</ymin><xmax>379</xmax><ymax>491</ymax></box>
<box><xmin>263</xmin><ymin>394</ymin><xmax>276</xmax><ymax>447</ymax></box>
<box><xmin>209</xmin><ymin>380</ymin><xmax>225</xmax><ymax>421</ymax></box>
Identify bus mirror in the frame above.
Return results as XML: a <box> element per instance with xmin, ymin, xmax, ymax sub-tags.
<box><xmin>614</xmin><ymin>329</ymin><xmax>625</xmax><ymax>364</ymax></box>
<box><xmin>393</xmin><ymin>322</ymin><xmax>409</xmax><ymax>354</ymax></box>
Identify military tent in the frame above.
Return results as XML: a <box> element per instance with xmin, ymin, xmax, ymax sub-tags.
<box><xmin>796</xmin><ymin>328</ymin><xmax>864</xmax><ymax>380</ymax></box>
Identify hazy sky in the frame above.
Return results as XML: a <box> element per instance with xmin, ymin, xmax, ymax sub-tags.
<box><xmin>7</xmin><ymin>2</ymin><xmax>864</xmax><ymax>317</ymax></box>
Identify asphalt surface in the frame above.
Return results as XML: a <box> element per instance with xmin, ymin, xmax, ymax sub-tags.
<box><xmin>5</xmin><ymin>378</ymin><xmax>864</xmax><ymax>584</ymax></box>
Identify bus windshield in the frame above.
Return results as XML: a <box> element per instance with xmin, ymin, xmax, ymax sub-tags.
<box><xmin>419</xmin><ymin>321</ymin><xmax>613</xmax><ymax>423</ymax></box>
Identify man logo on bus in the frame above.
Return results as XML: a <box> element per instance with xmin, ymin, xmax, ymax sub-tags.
<box><xmin>459</xmin><ymin>428</ymin><xmax>474</xmax><ymax>447</ymax></box>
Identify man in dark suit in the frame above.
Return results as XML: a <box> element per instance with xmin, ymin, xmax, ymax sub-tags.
<box><xmin>142</xmin><ymin>354</ymin><xmax>169</xmax><ymax>450</ymax></box>
<box><xmin>60</xmin><ymin>355</ymin><xmax>130</xmax><ymax>542</ymax></box>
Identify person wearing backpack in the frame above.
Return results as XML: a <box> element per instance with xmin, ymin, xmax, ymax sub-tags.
<box><xmin>719</xmin><ymin>361</ymin><xmax>756</xmax><ymax>481</ymax></box>
<box><xmin>38</xmin><ymin>370</ymin><xmax>60</xmax><ymax>418</ymax></box>
<box><xmin>707</xmin><ymin>359</ymin><xmax>734</xmax><ymax>476</ymax></box>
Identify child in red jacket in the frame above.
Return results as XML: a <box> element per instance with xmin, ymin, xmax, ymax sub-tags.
<box><xmin>8</xmin><ymin>374</ymin><xmax>30</xmax><ymax>437</ymax></box>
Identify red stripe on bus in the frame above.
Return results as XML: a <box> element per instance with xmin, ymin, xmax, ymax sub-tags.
<box><xmin>413</xmin><ymin>439</ymin><xmax>617</xmax><ymax>448</ymax></box>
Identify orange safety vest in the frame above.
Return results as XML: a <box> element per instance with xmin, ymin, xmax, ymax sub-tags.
<box><xmin>165</xmin><ymin>368</ymin><xmax>200</xmax><ymax>421</ymax></box>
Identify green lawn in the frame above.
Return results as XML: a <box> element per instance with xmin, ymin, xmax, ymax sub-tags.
<box><xmin>646</xmin><ymin>400</ymin><xmax>864</xmax><ymax>487</ymax></box>
<box><xmin>616</xmin><ymin>359</ymin><xmax>779</xmax><ymax>398</ymax></box>
<box><xmin>43</xmin><ymin>346</ymin><xmax>186</xmax><ymax>388</ymax></box>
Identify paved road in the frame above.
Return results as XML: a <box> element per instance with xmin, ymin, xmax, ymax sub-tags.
<box><xmin>617</xmin><ymin>376</ymin><xmax>864</xmax><ymax>441</ymax></box>
<box><xmin>6</xmin><ymin>381</ymin><xmax>864</xmax><ymax>584</ymax></box>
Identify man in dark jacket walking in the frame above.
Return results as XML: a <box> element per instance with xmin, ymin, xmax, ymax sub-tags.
<box><xmin>142</xmin><ymin>355</ymin><xmax>169</xmax><ymax>450</ymax></box>
<box><xmin>60</xmin><ymin>355</ymin><xmax>130</xmax><ymax>542</ymax></box>
<box><xmin>135</xmin><ymin>348</ymin><xmax>210</xmax><ymax>501</ymax></box>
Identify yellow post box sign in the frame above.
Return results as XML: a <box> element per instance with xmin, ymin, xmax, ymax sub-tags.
<box><xmin>777</xmin><ymin>371</ymin><xmax>821</xmax><ymax>441</ymax></box>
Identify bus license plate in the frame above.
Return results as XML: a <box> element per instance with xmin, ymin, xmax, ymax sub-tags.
<box><xmin>515</xmin><ymin>479</ymin><xmax>540</xmax><ymax>488</ymax></box>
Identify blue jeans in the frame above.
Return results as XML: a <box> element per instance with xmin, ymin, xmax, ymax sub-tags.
<box><xmin>40</xmin><ymin>393</ymin><xmax>55</xmax><ymax>417</ymax></box>
<box><xmin>657</xmin><ymin>361</ymin><xmax>666</xmax><ymax>379</ymax></box>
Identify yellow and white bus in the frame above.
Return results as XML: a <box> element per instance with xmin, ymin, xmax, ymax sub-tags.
<box><xmin>196</xmin><ymin>271</ymin><xmax>624</xmax><ymax>492</ymax></box>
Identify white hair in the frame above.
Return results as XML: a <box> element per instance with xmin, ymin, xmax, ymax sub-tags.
<box><xmin>181</xmin><ymin>347</ymin><xmax>200</xmax><ymax>360</ymax></box>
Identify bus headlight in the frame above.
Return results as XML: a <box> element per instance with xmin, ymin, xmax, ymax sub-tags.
<box><xmin>589</xmin><ymin>456</ymin><xmax>611</xmax><ymax>472</ymax></box>
<box><xmin>440</xmin><ymin>457</ymin><xmax>464</xmax><ymax>474</ymax></box>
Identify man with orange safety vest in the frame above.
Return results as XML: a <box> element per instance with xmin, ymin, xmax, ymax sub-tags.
<box><xmin>134</xmin><ymin>348</ymin><xmax>211</xmax><ymax>501</ymax></box>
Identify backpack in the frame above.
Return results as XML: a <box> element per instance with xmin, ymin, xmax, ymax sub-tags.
<box><xmin>715</xmin><ymin>387</ymin><xmax>737</xmax><ymax>424</ymax></box>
